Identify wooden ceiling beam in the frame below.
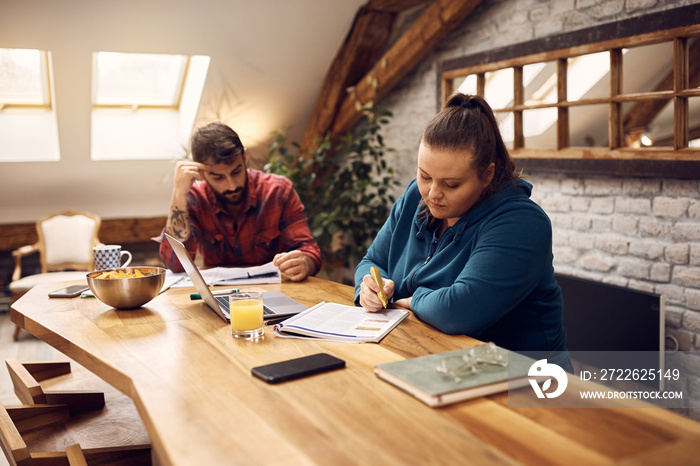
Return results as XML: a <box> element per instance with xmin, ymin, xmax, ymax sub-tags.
<box><xmin>301</xmin><ymin>0</ymin><xmax>482</xmax><ymax>152</ymax></box>
<box><xmin>330</xmin><ymin>0</ymin><xmax>483</xmax><ymax>137</ymax></box>
<box><xmin>368</xmin><ymin>0</ymin><xmax>432</xmax><ymax>12</ymax></box>
<box><xmin>300</xmin><ymin>6</ymin><xmax>396</xmax><ymax>152</ymax></box>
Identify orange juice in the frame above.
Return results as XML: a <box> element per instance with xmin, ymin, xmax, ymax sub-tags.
<box><xmin>230</xmin><ymin>299</ymin><xmax>264</xmax><ymax>332</ymax></box>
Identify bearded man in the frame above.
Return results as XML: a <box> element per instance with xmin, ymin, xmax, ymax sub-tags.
<box><xmin>158</xmin><ymin>122</ymin><xmax>321</xmax><ymax>281</ymax></box>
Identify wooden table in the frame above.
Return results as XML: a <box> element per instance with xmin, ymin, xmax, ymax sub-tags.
<box><xmin>11</xmin><ymin>278</ymin><xmax>700</xmax><ymax>465</ymax></box>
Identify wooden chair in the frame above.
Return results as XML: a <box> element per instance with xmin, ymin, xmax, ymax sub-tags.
<box><xmin>1</xmin><ymin>359</ymin><xmax>152</xmax><ymax>466</ymax></box>
<box><xmin>9</xmin><ymin>210</ymin><xmax>103</xmax><ymax>341</ymax></box>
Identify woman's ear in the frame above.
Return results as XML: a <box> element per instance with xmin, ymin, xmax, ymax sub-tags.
<box><xmin>483</xmin><ymin>162</ymin><xmax>495</xmax><ymax>186</ymax></box>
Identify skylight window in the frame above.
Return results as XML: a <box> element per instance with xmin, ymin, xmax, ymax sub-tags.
<box><xmin>91</xmin><ymin>51</ymin><xmax>209</xmax><ymax>160</ymax></box>
<box><xmin>0</xmin><ymin>48</ymin><xmax>59</xmax><ymax>162</ymax></box>
<box><xmin>0</xmin><ymin>48</ymin><xmax>51</xmax><ymax>108</ymax></box>
<box><xmin>93</xmin><ymin>52</ymin><xmax>188</xmax><ymax>108</ymax></box>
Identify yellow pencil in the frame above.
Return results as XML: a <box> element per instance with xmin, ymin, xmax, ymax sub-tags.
<box><xmin>370</xmin><ymin>266</ymin><xmax>389</xmax><ymax>308</ymax></box>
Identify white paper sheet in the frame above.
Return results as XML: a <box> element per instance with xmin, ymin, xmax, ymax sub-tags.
<box><xmin>170</xmin><ymin>261</ymin><xmax>281</xmax><ymax>287</ymax></box>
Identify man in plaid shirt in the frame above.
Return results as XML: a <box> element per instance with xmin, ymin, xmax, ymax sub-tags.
<box><xmin>158</xmin><ymin>123</ymin><xmax>321</xmax><ymax>281</ymax></box>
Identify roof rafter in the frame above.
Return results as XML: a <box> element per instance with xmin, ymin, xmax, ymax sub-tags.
<box><xmin>301</xmin><ymin>0</ymin><xmax>482</xmax><ymax>151</ymax></box>
<box><xmin>300</xmin><ymin>4</ymin><xmax>398</xmax><ymax>152</ymax></box>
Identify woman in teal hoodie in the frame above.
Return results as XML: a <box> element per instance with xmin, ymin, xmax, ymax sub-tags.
<box><xmin>355</xmin><ymin>93</ymin><xmax>570</xmax><ymax>368</ymax></box>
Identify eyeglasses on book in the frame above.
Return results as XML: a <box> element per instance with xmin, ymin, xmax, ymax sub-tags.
<box><xmin>435</xmin><ymin>342</ymin><xmax>507</xmax><ymax>383</ymax></box>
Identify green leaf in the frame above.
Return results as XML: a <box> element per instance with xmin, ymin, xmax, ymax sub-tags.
<box><xmin>264</xmin><ymin>102</ymin><xmax>399</xmax><ymax>267</ymax></box>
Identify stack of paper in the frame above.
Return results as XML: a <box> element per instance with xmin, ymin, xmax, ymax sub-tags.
<box><xmin>170</xmin><ymin>261</ymin><xmax>281</xmax><ymax>287</ymax></box>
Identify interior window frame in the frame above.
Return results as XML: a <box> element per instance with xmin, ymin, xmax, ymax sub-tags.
<box><xmin>0</xmin><ymin>48</ymin><xmax>52</xmax><ymax>110</ymax></box>
<box><xmin>438</xmin><ymin>6</ymin><xmax>700</xmax><ymax>179</ymax></box>
<box><xmin>91</xmin><ymin>51</ymin><xmax>190</xmax><ymax>110</ymax></box>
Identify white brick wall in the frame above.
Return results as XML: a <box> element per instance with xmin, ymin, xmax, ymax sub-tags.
<box><xmin>377</xmin><ymin>0</ymin><xmax>700</xmax><ymax>412</ymax></box>
<box><xmin>512</xmin><ymin>169</ymin><xmax>700</xmax><ymax>344</ymax></box>
<box><xmin>530</xmin><ymin>173</ymin><xmax>700</xmax><ymax>351</ymax></box>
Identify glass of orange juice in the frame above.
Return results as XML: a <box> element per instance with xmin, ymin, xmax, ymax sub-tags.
<box><xmin>229</xmin><ymin>292</ymin><xmax>264</xmax><ymax>339</ymax></box>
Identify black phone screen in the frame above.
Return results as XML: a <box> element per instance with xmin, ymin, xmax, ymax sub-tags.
<box><xmin>251</xmin><ymin>353</ymin><xmax>345</xmax><ymax>384</ymax></box>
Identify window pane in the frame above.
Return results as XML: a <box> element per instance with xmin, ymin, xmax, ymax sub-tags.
<box><xmin>484</xmin><ymin>68</ymin><xmax>513</xmax><ymax>109</ymax></box>
<box><xmin>692</xmin><ymin>37</ymin><xmax>700</xmax><ymax>91</ymax></box>
<box><xmin>622</xmin><ymin>98</ymin><xmax>673</xmax><ymax>147</ymax></box>
<box><xmin>456</xmin><ymin>74</ymin><xmax>477</xmax><ymax>95</ymax></box>
<box><xmin>523</xmin><ymin>107</ymin><xmax>557</xmax><ymax>148</ymax></box>
<box><xmin>570</xmin><ymin>104</ymin><xmax>608</xmax><ymax>147</ymax></box>
<box><xmin>0</xmin><ymin>48</ymin><xmax>49</xmax><ymax>106</ymax></box>
<box><xmin>690</xmin><ymin>96</ymin><xmax>700</xmax><ymax>147</ymax></box>
<box><xmin>523</xmin><ymin>61</ymin><xmax>557</xmax><ymax>105</ymax></box>
<box><xmin>495</xmin><ymin>110</ymin><xmax>514</xmax><ymax>150</ymax></box>
<box><xmin>93</xmin><ymin>52</ymin><xmax>187</xmax><ymax>106</ymax></box>
<box><xmin>568</xmin><ymin>51</ymin><xmax>609</xmax><ymax>100</ymax></box>
<box><xmin>622</xmin><ymin>42</ymin><xmax>673</xmax><ymax>94</ymax></box>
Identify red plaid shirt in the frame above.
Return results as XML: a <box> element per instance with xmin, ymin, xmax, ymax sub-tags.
<box><xmin>158</xmin><ymin>169</ymin><xmax>321</xmax><ymax>273</ymax></box>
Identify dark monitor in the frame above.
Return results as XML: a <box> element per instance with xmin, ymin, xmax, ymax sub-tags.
<box><xmin>555</xmin><ymin>273</ymin><xmax>665</xmax><ymax>389</ymax></box>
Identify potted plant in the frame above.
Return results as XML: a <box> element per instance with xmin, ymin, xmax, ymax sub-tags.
<box><xmin>265</xmin><ymin>107</ymin><xmax>400</xmax><ymax>282</ymax></box>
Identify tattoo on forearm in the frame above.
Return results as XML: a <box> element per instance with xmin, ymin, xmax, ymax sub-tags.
<box><xmin>167</xmin><ymin>207</ymin><xmax>190</xmax><ymax>241</ymax></box>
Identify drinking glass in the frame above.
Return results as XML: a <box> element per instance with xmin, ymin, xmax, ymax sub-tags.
<box><xmin>229</xmin><ymin>292</ymin><xmax>264</xmax><ymax>339</ymax></box>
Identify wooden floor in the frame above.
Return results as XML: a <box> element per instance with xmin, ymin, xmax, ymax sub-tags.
<box><xmin>0</xmin><ymin>311</ymin><xmax>69</xmax><ymax>466</ymax></box>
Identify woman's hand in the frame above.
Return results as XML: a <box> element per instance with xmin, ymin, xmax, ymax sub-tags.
<box><xmin>359</xmin><ymin>274</ymin><xmax>395</xmax><ymax>312</ymax></box>
<box><xmin>394</xmin><ymin>297</ymin><xmax>412</xmax><ymax>310</ymax></box>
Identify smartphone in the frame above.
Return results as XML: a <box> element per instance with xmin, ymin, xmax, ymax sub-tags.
<box><xmin>251</xmin><ymin>353</ymin><xmax>345</xmax><ymax>384</ymax></box>
<box><xmin>48</xmin><ymin>285</ymin><xmax>90</xmax><ymax>298</ymax></box>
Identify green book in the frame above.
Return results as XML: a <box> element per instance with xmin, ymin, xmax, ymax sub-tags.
<box><xmin>374</xmin><ymin>343</ymin><xmax>533</xmax><ymax>407</ymax></box>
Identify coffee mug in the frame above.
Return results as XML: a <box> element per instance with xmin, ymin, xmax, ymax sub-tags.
<box><xmin>93</xmin><ymin>245</ymin><xmax>132</xmax><ymax>270</ymax></box>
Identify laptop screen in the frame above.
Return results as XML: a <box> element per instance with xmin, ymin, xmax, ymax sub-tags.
<box><xmin>164</xmin><ymin>233</ymin><xmax>230</xmax><ymax>322</ymax></box>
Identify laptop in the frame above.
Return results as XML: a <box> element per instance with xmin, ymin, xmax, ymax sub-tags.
<box><xmin>164</xmin><ymin>233</ymin><xmax>307</xmax><ymax>323</ymax></box>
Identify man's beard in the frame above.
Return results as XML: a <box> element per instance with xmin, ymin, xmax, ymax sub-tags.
<box><xmin>214</xmin><ymin>176</ymin><xmax>247</xmax><ymax>207</ymax></box>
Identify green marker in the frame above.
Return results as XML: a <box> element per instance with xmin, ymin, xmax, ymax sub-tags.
<box><xmin>190</xmin><ymin>288</ymin><xmax>240</xmax><ymax>300</ymax></box>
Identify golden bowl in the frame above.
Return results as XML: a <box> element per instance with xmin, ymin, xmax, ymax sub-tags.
<box><xmin>87</xmin><ymin>266</ymin><xmax>166</xmax><ymax>309</ymax></box>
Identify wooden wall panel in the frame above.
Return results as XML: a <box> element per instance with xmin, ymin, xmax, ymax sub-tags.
<box><xmin>0</xmin><ymin>217</ymin><xmax>167</xmax><ymax>252</ymax></box>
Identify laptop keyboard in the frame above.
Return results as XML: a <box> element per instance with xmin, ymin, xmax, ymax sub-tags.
<box><xmin>216</xmin><ymin>296</ymin><xmax>275</xmax><ymax>316</ymax></box>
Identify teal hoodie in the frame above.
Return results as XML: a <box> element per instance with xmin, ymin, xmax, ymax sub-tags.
<box><xmin>355</xmin><ymin>178</ymin><xmax>568</xmax><ymax>356</ymax></box>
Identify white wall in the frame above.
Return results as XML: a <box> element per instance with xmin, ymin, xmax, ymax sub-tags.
<box><xmin>0</xmin><ymin>0</ymin><xmax>364</xmax><ymax>223</ymax></box>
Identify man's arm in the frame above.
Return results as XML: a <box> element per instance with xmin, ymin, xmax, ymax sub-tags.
<box><xmin>159</xmin><ymin>161</ymin><xmax>207</xmax><ymax>271</ymax></box>
<box><xmin>165</xmin><ymin>203</ymin><xmax>191</xmax><ymax>242</ymax></box>
<box><xmin>165</xmin><ymin>161</ymin><xmax>205</xmax><ymax>241</ymax></box>
<box><xmin>273</xmin><ymin>185</ymin><xmax>322</xmax><ymax>281</ymax></box>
